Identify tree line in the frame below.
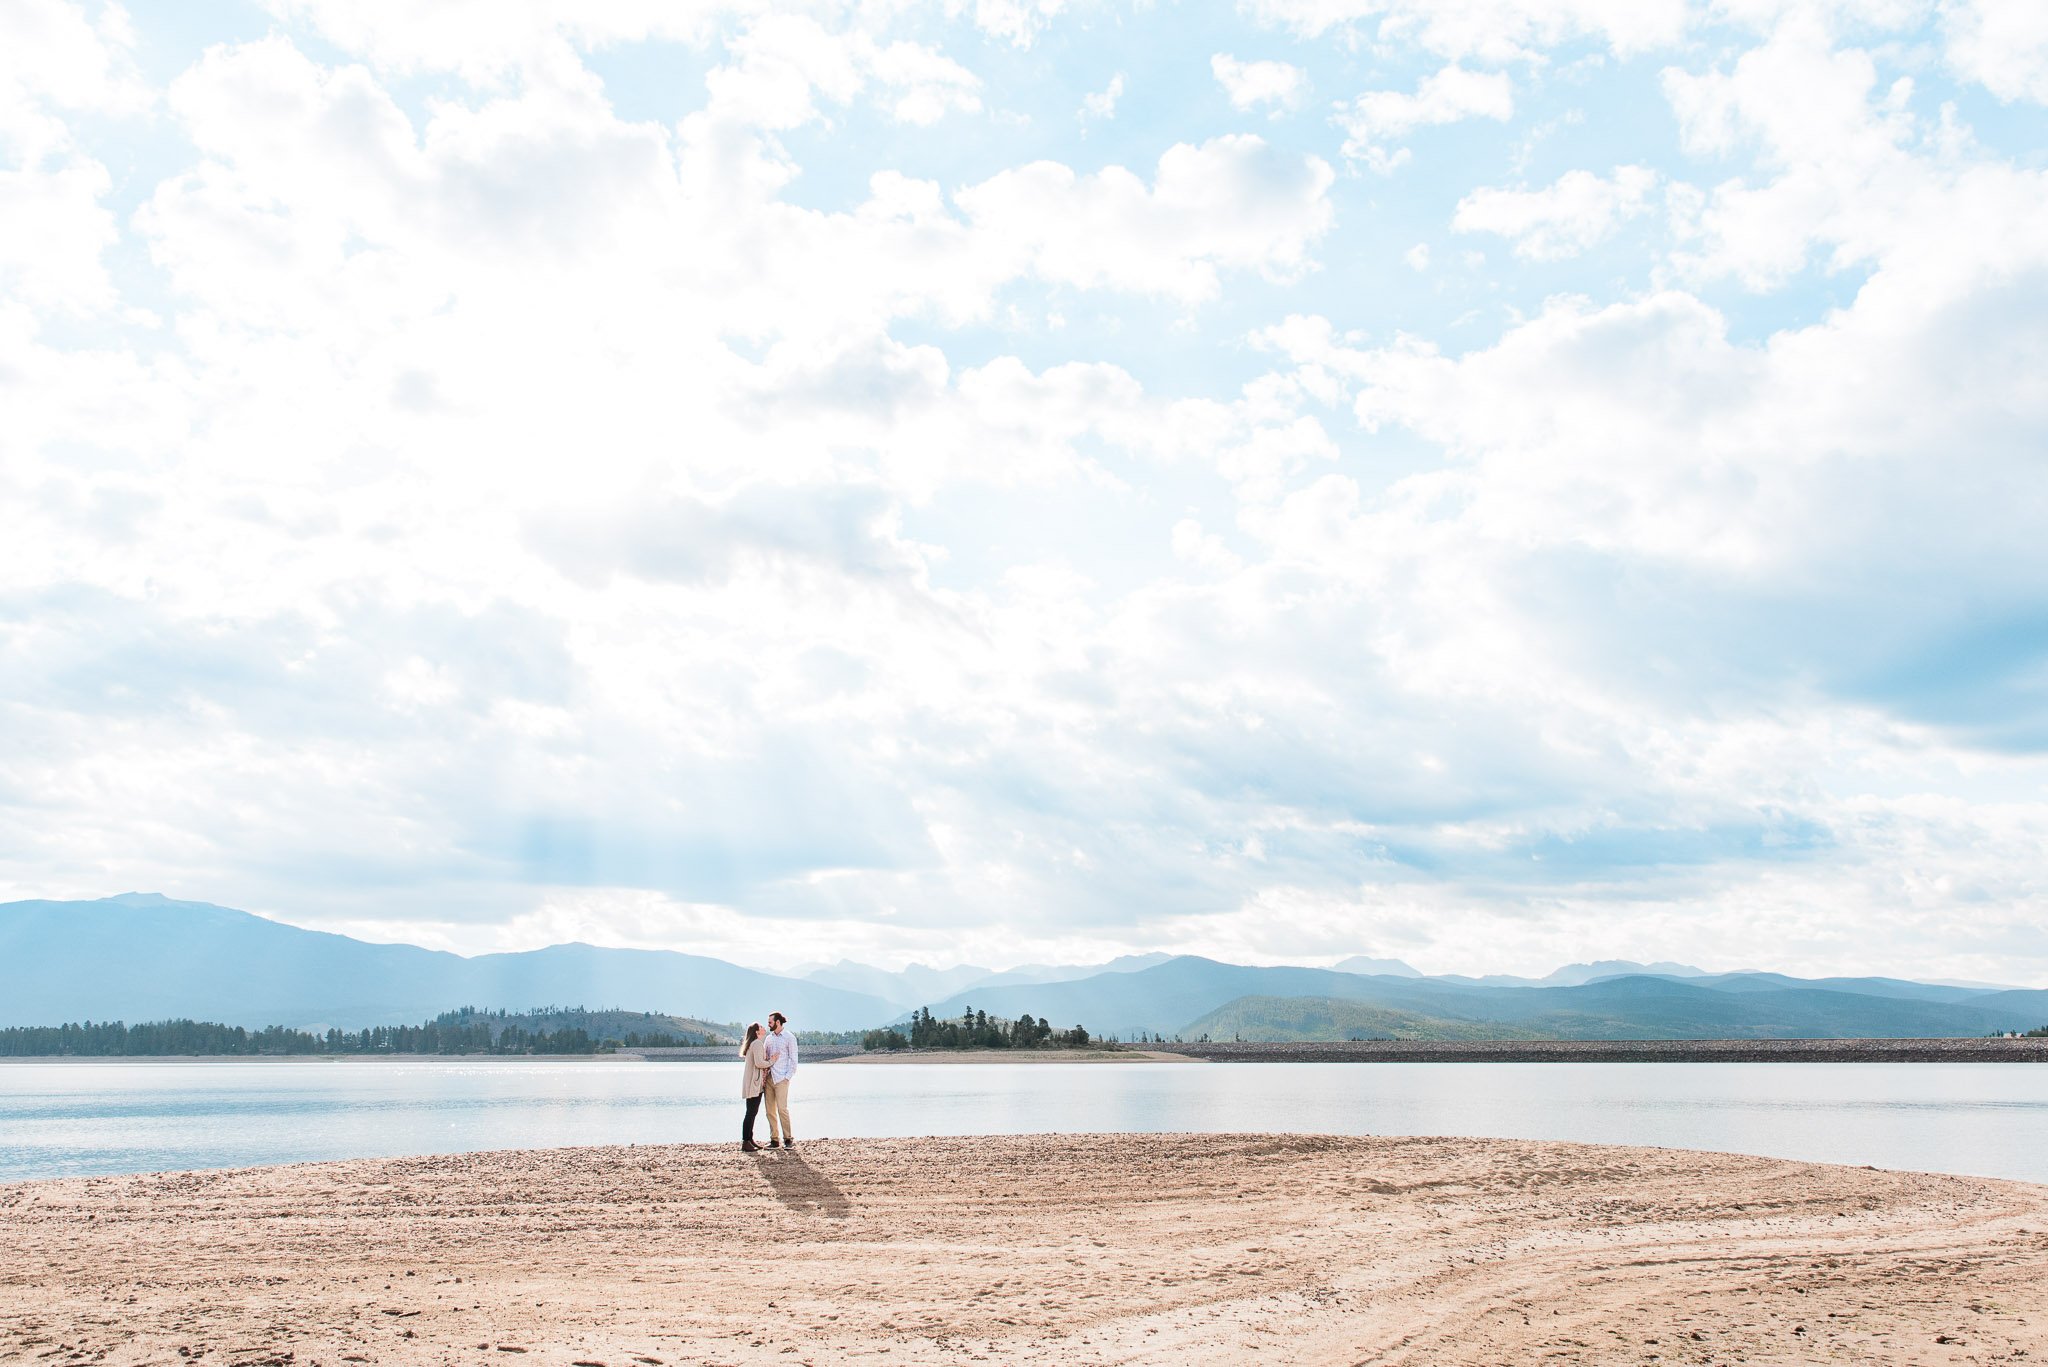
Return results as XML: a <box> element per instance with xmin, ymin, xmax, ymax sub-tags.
<box><xmin>0</xmin><ymin>1010</ymin><xmax>696</xmax><ymax>1057</ymax></box>
<box><xmin>862</xmin><ymin>1006</ymin><xmax>1093</xmax><ymax>1051</ymax></box>
<box><xmin>431</xmin><ymin>1006</ymin><xmax>715</xmax><ymax>1048</ymax></box>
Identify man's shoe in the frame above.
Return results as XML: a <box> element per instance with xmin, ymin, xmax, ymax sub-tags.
<box><xmin>767</xmin><ymin>1140</ymin><xmax>782</xmax><ymax>1148</ymax></box>
<box><xmin>783</xmin><ymin>1138</ymin><xmax>797</xmax><ymax>1148</ymax></box>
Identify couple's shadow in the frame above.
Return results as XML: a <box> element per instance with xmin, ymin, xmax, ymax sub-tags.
<box><xmin>751</xmin><ymin>1149</ymin><xmax>850</xmax><ymax>1219</ymax></box>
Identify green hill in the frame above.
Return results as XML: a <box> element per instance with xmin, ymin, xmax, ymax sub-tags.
<box><xmin>435</xmin><ymin>1006</ymin><xmax>734</xmax><ymax>1045</ymax></box>
<box><xmin>1183</xmin><ymin>996</ymin><xmax>1549</xmax><ymax>1043</ymax></box>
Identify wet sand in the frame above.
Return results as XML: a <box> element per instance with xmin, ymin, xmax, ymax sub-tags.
<box><xmin>4</xmin><ymin>1134</ymin><xmax>2044</xmax><ymax>1365</ymax></box>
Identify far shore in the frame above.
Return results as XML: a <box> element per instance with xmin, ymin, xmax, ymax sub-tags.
<box><xmin>1170</xmin><ymin>1036</ymin><xmax>2048</xmax><ymax>1063</ymax></box>
<box><xmin>0</xmin><ymin>1053</ymin><xmax>653</xmax><ymax>1064</ymax></box>
<box><xmin>824</xmin><ymin>1047</ymin><xmax>1200</xmax><ymax>1065</ymax></box>
<box><xmin>4</xmin><ymin>1036</ymin><xmax>2043</xmax><ymax>1064</ymax></box>
<box><xmin>5</xmin><ymin>1133</ymin><xmax>2043</xmax><ymax>1364</ymax></box>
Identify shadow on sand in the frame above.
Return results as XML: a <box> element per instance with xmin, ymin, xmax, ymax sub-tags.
<box><xmin>752</xmin><ymin>1150</ymin><xmax>851</xmax><ymax>1218</ymax></box>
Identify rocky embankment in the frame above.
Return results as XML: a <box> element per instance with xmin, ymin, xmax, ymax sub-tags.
<box><xmin>1164</xmin><ymin>1037</ymin><xmax>2048</xmax><ymax>1063</ymax></box>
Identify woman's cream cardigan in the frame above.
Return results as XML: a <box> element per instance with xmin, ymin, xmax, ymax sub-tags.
<box><xmin>741</xmin><ymin>1036</ymin><xmax>770</xmax><ymax>1098</ymax></box>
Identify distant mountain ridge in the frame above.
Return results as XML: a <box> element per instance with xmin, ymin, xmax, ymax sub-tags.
<box><xmin>3</xmin><ymin>895</ymin><xmax>2040</xmax><ymax>1042</ymax></box>
<box><xmin>1184</xmin><ymin>996</ymin><xmax>1547</xmax><ymax>1042</ymax></box>
<box><xmin>1331</xmin><ymin>955</ymin><xmax>1423</xmax><ymax>977</ymax></box>
<box><xmin>1429</xmin><ymin>960</ymin><xmax>1711</xmax><ymax>989</ymax></box>
<box><xmin>795</xmin><ymin>953</ymin><xmax>1178</xmax><ymax>1008</ymax></box>
<box><xmin>794</xmin><ymin>960</ymin><xmax>996</xmax><ymax>1009</ymax></box>
<box><xmin>0</xmin><ymin>894</ymin><xmax>896</xmax><ymax>1030</ymax></box>
<box><xmin>913</xmin><ymin>955</ymin><xmax>2046</xmax><ymax>1041</ymax></box>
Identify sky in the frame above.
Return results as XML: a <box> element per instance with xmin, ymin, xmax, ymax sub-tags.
<box><xmin>3</xmin><ymin>0</ymin><xmax>2047</xmax><ymax>982</ymax></box>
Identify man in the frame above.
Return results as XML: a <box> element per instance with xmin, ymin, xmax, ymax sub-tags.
<box><xmin>761</xmin><ymin>1011</ymin><xmax>799</xmax><ymax>1148</ymax></box>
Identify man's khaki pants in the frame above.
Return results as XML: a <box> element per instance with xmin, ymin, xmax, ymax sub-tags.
<box><xmin>764</xmin><ymin>1078</ymin><xmax>793</xmax><ymax>1141</ymax></box>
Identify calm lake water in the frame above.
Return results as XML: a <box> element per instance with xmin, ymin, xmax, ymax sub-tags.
<box><xmin>2</xmin><ymin>1058</ymin><xmax>2044</xmax><ymax>1185</ymax></box>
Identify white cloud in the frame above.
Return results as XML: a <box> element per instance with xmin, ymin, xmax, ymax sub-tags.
<box><xmin>0</xmin><ymin>0</ymin><xmax>149</xmax><ymax>157</ymax></box>
<box><xmin>1171</xmin><ymin>518</ymin><xmax>1243</xmax><ymax>574</ymax></box>
<box><xmin>1242</xmin><ymin>0</ymin><xmax>1692</xmax><ymax>62</ymax></box>
<box><xmin>6</xmin><ymin>1</ymin><xmax>2048</xmax><ymax>984</ymax></box>
<box><xmin>0</xmin><ymin>156</ymin><xmax>119</xmax><ymax>314</ymax></box>
<box><xmin>970</xmin><ymin>0</ymin><xmax>1072</xmax><ymax>48</ymax></box>
<box><xmin>0</xmin><ymin>1</ymin><xmax>147</xmax><ymax>320</ymax></box>
<box><xmin>137</xmin><ymin>35</ymin><xmax>1330</xmax><ymax>370</ymax></box>
<box><xmin>1210</xmin><ymin>54</ymin><xmax>1309</xmax><ymax>114</ymax></box>
<box><xmin>705</xmin><ymin>16</ymin><xmax>981</xmax><ymax>130</ymax></box>
<box><xmin>258</xmin><ymin>0</ymin><xmax>724</xmax><ymax>80</ymax></box>
<box><xmin>870</xmin><ymin>39</ymin><xmax>984</xmax><ymax>125</ymax></box>
<box><xmin>1452</xmin><ymin>164</ymin><xmax>1658</xmax><ymax>259</ymax></box>
<box><xmin>1335</xmin><ymin>64</ymin><xmax>1512</xmax><ymax>171</ymax></box>
<box><xmin>1403</xmin><ymin>242</ymin><xmax>1430</xmax><ymax>270</ymax></box>
<box><xmin>1661</xmin><ymin>18</ymin><xmax>1938</xmax><ymax>288</ymax></box>
<box><xmin>1194</xmin><ymin>34</ymin><xmax>2048</xmax><ymax>967</ymax></box>
<box><xmin>1079</xmin><ymin>71</ymin><xmax>1124</xmax><ymax>121</ymax></box>
<box><xmin>1942</xmin><ymin>0</ymin><xmax>2048</xmax><ymax>103</ymax></box>
<box><xmin>954</xmin><ymin>135</ymin><xmax>1335</xmax><ymax>301</ymax></box>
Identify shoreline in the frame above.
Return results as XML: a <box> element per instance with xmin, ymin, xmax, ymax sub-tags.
<box><xmin>823</xmin><ymin>1047</ymin><xmax>1198</xmax><ymax>1064</ymax></box>
<box><xmin>4</xmin><ymin>1133</ymin><xmax>2043</xmax><ymax>1364</ymax></box>
<box><xmin>1167</xmin><ymin>1037</ymin><xmax>2048</xmax><ymax>1062</ymax></box>
<box><xmin>3</xmin><ymin>1036</ymin><xmax>2044</xmax><ymax>1064</ymax></box>
<box><xmin>0</xmin><ymin>1053</ymin><xmax>657</xmax><ymax>1064</ymax></box>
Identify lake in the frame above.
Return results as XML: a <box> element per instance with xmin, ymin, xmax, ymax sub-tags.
<box><xmin>3</xmin><ymin>1058</ymin><xmax>2044</xmax><ymax>1185</ymax></box>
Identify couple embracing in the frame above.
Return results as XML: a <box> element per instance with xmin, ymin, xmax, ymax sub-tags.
<box><xmin>738</xmin><ymin>1011</ymin><xmax>798</xmax><ymax>1152</ymax></box>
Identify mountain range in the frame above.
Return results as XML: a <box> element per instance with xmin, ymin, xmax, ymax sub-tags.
<box><xmin>911</xmin><ymin>957</ymin><xmax>2048</xmax><ymax>1040</ymax></box>
<box><xmin>795</xmin><ymin>953</ymin><xmax>1174</xmax><ymax>1009</ymax></box>
<box><xmin>0</xmin><ymin>894</ymin><xmax>897</xmax><ymax>1030</ymax></box>
<box><xmin>3</xmin><ymin>894</ymin><xmax>2042</xmax><ymax>1041</ymax></box>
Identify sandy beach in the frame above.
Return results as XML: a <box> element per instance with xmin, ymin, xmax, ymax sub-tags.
<box><xmin>4</xmin><ymin>1134</ymin><xmax>2044</xmax><ymax>1366</ymax></box>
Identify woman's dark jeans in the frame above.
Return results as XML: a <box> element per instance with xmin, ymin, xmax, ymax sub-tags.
<box><xmin>743</xmin><ymin>1093</ymin><xmax>762</xmax><ymax>1143</ymax></box>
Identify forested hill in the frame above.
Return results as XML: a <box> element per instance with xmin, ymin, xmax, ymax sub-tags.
<box><xmin>437</xmin><ymin>1006</ymin><xmax>735</xmax><ymax>1044</ymax></box>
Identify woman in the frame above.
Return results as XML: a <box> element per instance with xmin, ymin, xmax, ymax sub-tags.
<box><xmin>739</xmin><ymin>1022</ymin><xmax>770</xmax><ymax>1152</ymax></box>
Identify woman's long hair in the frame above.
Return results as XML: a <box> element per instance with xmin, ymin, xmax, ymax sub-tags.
<box><xmin>739</xmin><ymin>1021</ymin><xmax>763</xmax><ymax>1057</ymax></box>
